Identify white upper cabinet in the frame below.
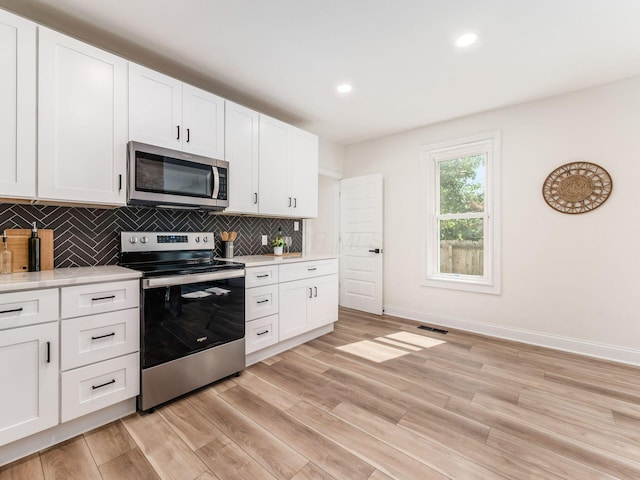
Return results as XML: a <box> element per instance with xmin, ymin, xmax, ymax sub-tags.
<box><xmin>183</xmin><ymin>83</ymin><xmax>225</xmax><ymax>159</ymax></box>
<box><xmin>259</xmin><ymin>115</ymin><xmax>290</xmax><ymax>216</ymax></box>
<box><xmin>225</xmin><ymin>101</ymin><xmax>260</xmax><ymax>214</ymax></box>
<box><xmin>289</xmin><ymin>126</ymin><xmax>319</xmax><ymax>218</ymax></box>
<box><xmin>129</xmin><ymin>63</ymin><xmax>182</xmax><ymax>151</ymax></box>
<box><xmin>129</xmin><ymin>63</ymin><xmax>225</xmax><ymax>158</ymax></box>
<box><xmin>38</xmin><ymin>27</ymin><xmax>128</xmax><ymax>206</ymax></box>
<box><xmin>259</xmin><ymin>114</ymin><xmax>318</xmax><ymax>218</ymax></box>
<box><xmin>0</xmin><ymin>10</ymin><xmax>36</xmax><ymax>199</ymax></box>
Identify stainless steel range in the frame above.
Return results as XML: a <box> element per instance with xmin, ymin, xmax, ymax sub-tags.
<box><xmin>119</xmin><ymin>231</ymin><xmax>245</xmax><ymax>411</ymax></box>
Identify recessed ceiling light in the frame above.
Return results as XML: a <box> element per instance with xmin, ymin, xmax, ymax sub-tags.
<box><xmin>455</xmin><ymin>33</ymin><xmax>478</xmax><ymax>48</ymax></box>
<box><xmin>337</xmin><ymin>84</ymin><xmax>353</xmax><ymax>94</ymax></box>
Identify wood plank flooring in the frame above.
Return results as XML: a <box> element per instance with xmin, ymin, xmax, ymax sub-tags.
<box><xmin>2</xmin><ymin>307</ymin><xmax>640</xmax><ymax>479</ymax></box>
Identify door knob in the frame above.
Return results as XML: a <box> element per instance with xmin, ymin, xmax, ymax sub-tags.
<box><xmin>368</xmin><ymin>248</ymin><xmax>381</xmax><ymax>254</ymax></box>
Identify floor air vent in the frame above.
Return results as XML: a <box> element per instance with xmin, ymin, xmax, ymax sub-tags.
<box><xmin>418</xmin><ymin>325</ymin><xmax>448</xmax><ymax>335</ymax></box>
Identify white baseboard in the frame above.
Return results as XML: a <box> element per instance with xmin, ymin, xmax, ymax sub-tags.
<box><xmin>384</xmin><ymin>305</ymin><xmax>640</xmax><ymax>367</ymax></box>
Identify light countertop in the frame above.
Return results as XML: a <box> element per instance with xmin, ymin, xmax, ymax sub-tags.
<box><xmin>0</xmin><ymin>265</ymin><xmax>142</xmax><ymax>293</ymax></box>
<box><xmin>219</xmin><ymin>254</ymin><xmax>338</xmax><ymax>268</ymax></box>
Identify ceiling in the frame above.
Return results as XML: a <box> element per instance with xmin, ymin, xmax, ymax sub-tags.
<box><xmin>2</xmin><ymin>0</ymin><xmax>640</xmax><ymax>144</ymax></box>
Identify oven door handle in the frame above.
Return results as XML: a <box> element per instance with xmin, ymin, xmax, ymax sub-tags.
<box><xmin>143</xmin><ymin>269</ymin><xmax>245</xmax><ymax>289</ymax></box>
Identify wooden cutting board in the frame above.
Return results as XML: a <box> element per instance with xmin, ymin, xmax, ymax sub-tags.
<box><xmin>5</xmin><ymin>229</ymin><xmax>54</xmax><ymax>272</ymax></box>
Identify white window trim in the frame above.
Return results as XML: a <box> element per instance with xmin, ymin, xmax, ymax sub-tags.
<box><xmin>421</xmin><ymin>131</ymin><xmax>501</xmax><ymax>294</ymax></box>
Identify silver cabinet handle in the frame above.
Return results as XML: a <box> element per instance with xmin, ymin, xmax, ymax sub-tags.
<box><xmin>254</xmin><ymin>193</ymin><xmax>258</xmax><ymax>204</ymax></box>
<box><xmin>314</xmin><ymin>286</ymin><xmax>318</xmax><ymax>297</ymax></box>
<box><xmin>293</xmin><ymin>197</ymin><xmax>297</xmax><ymax>208</ymax></box>
<box><xmin>308</xmin><ymin>287</ymin><xmax>313</xmax><ymax>299</ymax></box>
<box><xmin>288</xmin><ymin>197</ymin><xmax>292</xmax><ymax>207</ymax></box>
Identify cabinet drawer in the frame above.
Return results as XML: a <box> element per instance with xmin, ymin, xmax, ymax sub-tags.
<box><xmin>0</xmin><ymin>288</ymin><xmax>59</xmax><ymax>330</ymax></box>
<box><xmin>246</xmin><ymin>284</ymin><xmax>279</xmax><ymax>321</ymax></box>
<box><xmin>245</xmin><ymin>266</ymin><xmax>279</xmax><ymax>288</ymax></box>
<box><xmin>61</xmin><ymin>280</ymin><xmax>139</xmax><ymax>319</ymax></box>
<box><xmin>279</xmin><ymin>259</ymin><xmax>338</xmax><ymax>283</ymax></box>
<box><xmin>61</xmin><ymin>308</ymin><xmax>139</xmax><ymax>371</ymax></box>
<box><xmin>60</xmin><ymin>352</ymin><xmax>139</xmax><ymax>422</ymax></box>
<box><xmin>246</xmin><ymin>315</ymin><xmax>279</xmax><ymax>354</ymax></box>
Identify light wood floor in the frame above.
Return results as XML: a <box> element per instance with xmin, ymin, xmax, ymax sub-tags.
<box><xmin>2</xmin><ymin>307</ymin><xmax>640</xmax><ymax>480</ymax></box>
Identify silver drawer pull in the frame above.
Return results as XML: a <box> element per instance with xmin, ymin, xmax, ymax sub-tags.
<box><xmin>92</xmin><ymin>379</ymin><xmax>116</xmax><ymax>390</ymax></box>
<box><xmin>307</xmin><ymin>267</ymin><xmax>317</xmax><ymax>271</ymax></box>
<box><xmin>256</xmin><ymin>274</ymin><xmax>270</xmax><ymax>278</ymax></box>
<box><xmin>92</xmin><ymin>295</ymin><xmax>115</xmax><ymax>302</ymax></box>
<box><xmin>0</xmin><ymin>307</ymin><xmax>23</xmax><ymax>314</ymax></box>
<box><xmin>256</xmin><ymin>299</ymin><xmax>269</xmax><ymax>304</ymax></box>
<box><xmin>91</xmin><ymin>332</ymin><xmax>116</xmax><ymax>340</ymax></box>
<box><xmin>256</xmin><ymin>330</ymin><xmax>269</xmax><ymax>336</ymax></box>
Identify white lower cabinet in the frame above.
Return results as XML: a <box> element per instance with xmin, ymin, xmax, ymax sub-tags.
<box><xmin>0</xmin><ymin>321</ymin><xmax>58</xmax><ymax>447</ymax></box>
<box><xmin>246</xmin><ymin>314</ymin><xmax>279</xmax><ymax>354</ymax></box>
<box><xmin>279</xmin><ymin>274</ymin><xmax>338</xmax><ymax>341</ymax></box>
<box><xmin>245</xmin><ymin>259</ymin><xmax>338</xmax><ymax>359</ymax></box>
<box><xmin>59</xmin><ymin>281</ymin><xmax>140</xmax><ymax>423</ymax></box>
<box><xmin>60</xmin><ymin>352</ymin><xmax>139</xmax><ymax>422</ymax></box>
<box><xmin>0</xmin><ymin>277</ymin><xmax>140</xmax><ymax>451</ymax></box>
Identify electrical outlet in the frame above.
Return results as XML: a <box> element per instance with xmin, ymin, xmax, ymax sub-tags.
<box><xmin>294</xmin><ymin>221</ymin><xmax>299</xmax><ymax>231</ymax></box>
<box><xmin>261</xmin><ymin>235</ymin><xmax>268</xmax><ymax>246</ymax></box>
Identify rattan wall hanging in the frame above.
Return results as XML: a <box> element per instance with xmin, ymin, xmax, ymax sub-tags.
<box><xmin>542</xmin><ymin>162</ymin><xmax>612</xmax><ymax>214</ymax></box>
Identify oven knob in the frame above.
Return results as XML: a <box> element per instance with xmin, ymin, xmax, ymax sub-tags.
<box><xmin>203</xmin><ymin>236</ymin><xmax>209</xmax><ymax>242</ymax></box>
<box><xmin>195</xmin><ymin>236</ymin><xmax>200</xmax><ymax>243</ymax></box>
<box><xmin>128</xmin><ymin>237</ymin><xmax>138</xmax><ymax>244</ymax></box>
<box><xmin>140</xmin><ymin>236</ymin><xmax>148</xmax><ymax>244</ymax></box>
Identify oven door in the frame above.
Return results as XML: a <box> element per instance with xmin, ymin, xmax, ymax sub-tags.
<box><xmin>141</xmin><ymin>270</ymin><xmax>245</xmax><ymax>369</ymax></box>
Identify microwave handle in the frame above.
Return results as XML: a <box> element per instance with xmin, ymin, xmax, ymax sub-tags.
<box><xmin>212</xmin><ymin>166</ymin><xmax>220</xmax><ymax>199</ymax></box>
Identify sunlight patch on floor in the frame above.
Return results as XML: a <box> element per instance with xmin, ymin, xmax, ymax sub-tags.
<box><xmin>385</xmin><ymin>331</ymin><xmax>446</xmax><ymax>348</ymax></box>
<box><xmin>336</xmin><ymin>340</ymin><xmax>410</xmax><ymax>363</ymax></box>
<box><xmin>375</xmin><ymin>337</ymin><xmax>423</xmax><ymax>351</ymax></box>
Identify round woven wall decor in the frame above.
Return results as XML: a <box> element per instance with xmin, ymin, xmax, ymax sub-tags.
<box><xmin>542</xmin><ymin>162</ymin><xmax>612</xmax><ymax>214</ymax></box>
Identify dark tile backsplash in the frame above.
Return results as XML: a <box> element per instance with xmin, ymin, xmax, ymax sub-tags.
<box><xmin>0</xmin><ymin>203</ymin><xmax>303</xmax><ymax>268</ymax></box>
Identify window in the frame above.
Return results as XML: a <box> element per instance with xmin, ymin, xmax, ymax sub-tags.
<box><xmin>422</xmin><ymin>132</ymin><xmax>501</xmax><ymax>294</ymax></box>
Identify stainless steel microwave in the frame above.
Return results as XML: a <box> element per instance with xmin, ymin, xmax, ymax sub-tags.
<box><xmin>127</xmin><ymin>141</ymin><xmax>228</xmax><ymax>210</ymax></box>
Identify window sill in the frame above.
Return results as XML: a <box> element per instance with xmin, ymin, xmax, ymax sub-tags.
<box><xmin>421</xmin><ymin>276</ymin><xmax>501</xmax><ymax>295</ymax></box>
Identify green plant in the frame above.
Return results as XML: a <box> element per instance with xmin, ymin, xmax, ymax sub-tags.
<box><xmin>271</xmin><ymin>238</ymin><xmax>287</xmax><ymax>248</ymax></box>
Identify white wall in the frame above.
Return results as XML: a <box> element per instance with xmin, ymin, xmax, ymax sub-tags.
<box><xmin>306</xmin><ymin>138</ymin><xmax>343</xmax><ymax>255</ymax></box>
<box><xmin>343</xmin><ymin>77</ymin><xmax>640</xmax><ymax>364</ymax></box>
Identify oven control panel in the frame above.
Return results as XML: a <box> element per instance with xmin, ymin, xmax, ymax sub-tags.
<box><xmin>120</xmin><ymin>232</ymin><xmax>214</xmax><ymax>252</ymax></box>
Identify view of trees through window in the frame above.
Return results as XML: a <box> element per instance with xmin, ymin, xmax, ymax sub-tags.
<box><xmin>437</xmin><ymin>154</ymin><xmax>485</xmax><ymax>275</ymax></box>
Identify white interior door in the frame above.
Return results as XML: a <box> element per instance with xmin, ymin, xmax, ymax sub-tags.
<box><xmin>340</xmin><ymin>174</ymin><xmax>383</xmax><ymax>315</ymax></box>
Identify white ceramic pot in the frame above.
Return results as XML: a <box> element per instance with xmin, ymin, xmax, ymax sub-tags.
<box><xmin>273</xmin><ymin>246</ymin><xmax>283</xmax><ymax>256</ymax></box>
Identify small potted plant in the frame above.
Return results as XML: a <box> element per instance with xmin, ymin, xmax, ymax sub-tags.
<box><xmin>271</xmin><ymin>237</ymin><xmax>286</xmax><ymax>256</ymax></box>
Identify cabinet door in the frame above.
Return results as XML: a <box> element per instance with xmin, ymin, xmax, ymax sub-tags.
<box><xmin>0</xmin><ymin>10</ymin><xmax>36</xmax><ymax>199</ymax></box>
<box><xmin>129</xmin><ymin>62</ymin><xmax>182</xmax><ymax>150</ymax></box>
<box><xmin>259</xmin><ymin>114</ymin><xmax>291</xmax><ymax>216</ymax></box>
<box><xmin>225</xmin><ymin>101</ymin><xmax>259</xmax><ymax>214</ymax></box>
<box><xmin>290</xmin><ymin>126</ymin><xmax>318</xmax><ymax>218</ymax></box>
<box><xmin>278</xmin><ymin>278</ymin><xmax>309</xmax><ymax>341</ymax></box>
<box><xmin>38</xmin><ymin>28</ymin><xmax>127</xmax><ymax>205</ymax></box>
<box><xmin>308</xmin><ymin>274</ymin><xmax>339</xmax><ymax>330</ymax></box>
<box><xmin>0</xmin><ymin>322</ymin><xmax>58</xmax><ymax>446</ymax></box>
<box><xmin>183</xmin><ymin>83</ymin><xmax>224</xmax><ymax>158</ymax></box>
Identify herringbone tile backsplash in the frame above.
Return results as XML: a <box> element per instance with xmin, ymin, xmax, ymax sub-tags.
<box><xmin>0</xmin><ymin>203</ymin><xmax>303</xmax><ymax>268</ymax></box>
